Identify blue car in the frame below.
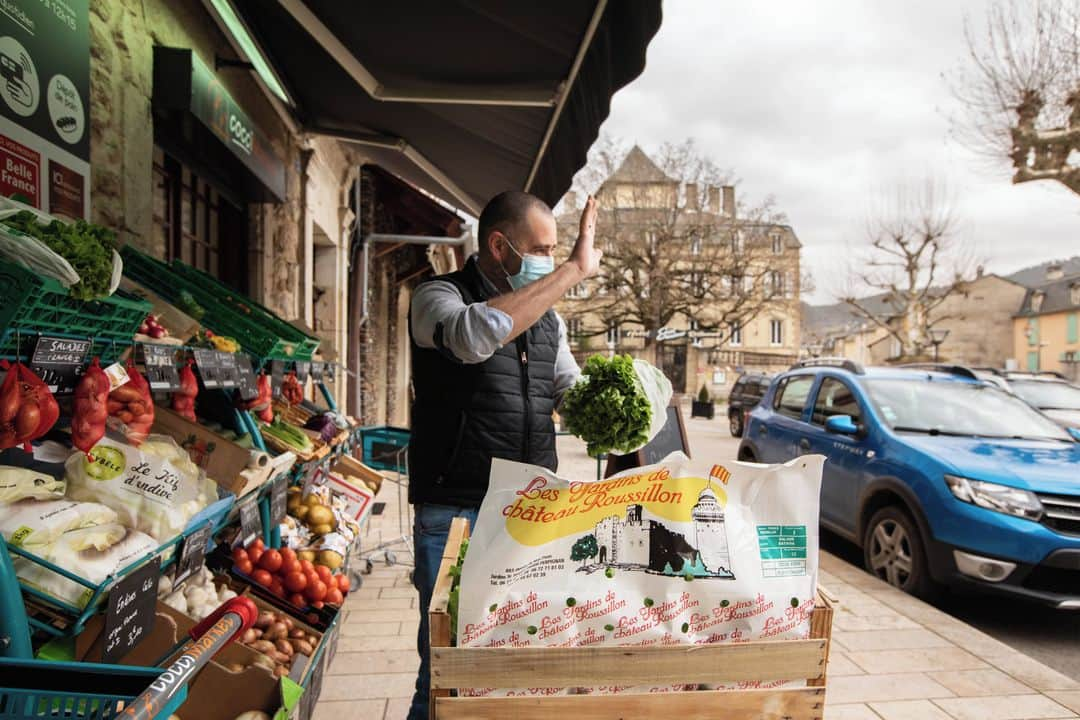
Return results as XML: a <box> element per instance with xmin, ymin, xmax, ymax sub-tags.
<box><xmin>737</xmin><ymin>359</ymin><xmax>1080</xmax><ymax>608</ymax></box>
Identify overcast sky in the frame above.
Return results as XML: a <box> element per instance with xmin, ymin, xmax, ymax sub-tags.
<box><xmin>586</xmin><ymin>0</ymin><xmax>1080</xmax><ymax>304</ymax></box>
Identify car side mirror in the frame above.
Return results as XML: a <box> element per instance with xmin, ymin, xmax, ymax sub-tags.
<box><xmin>1068</xmin><ymin>427</ymin><xmax>1080</xmax><ymax>442</ymax></box>
<box><xmin>825</xmin><ymin>415</ymin><xmax>859</xmax><ymax>435</ymax></box>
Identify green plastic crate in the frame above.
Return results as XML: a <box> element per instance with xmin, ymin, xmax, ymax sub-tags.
<box><xmin>121</xmin><ymin>247</ymin><xmax>320</xmax><ymax>361</ymax></box>
<box><xmin>0</xmin><ymin>260</ymin><xmax>151</xmax><ymax>362</ymax></box>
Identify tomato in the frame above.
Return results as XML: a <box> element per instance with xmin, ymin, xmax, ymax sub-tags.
<box><xmin>315</xmin><ymin>565</ymin><xmax>333</xmax><ymax>583</ymax></box>
<box><xmin>270</xmin><ymin>580</ymin><xmax>286</xmax><ymax>598</ymax></box>
<box><xmin>231</xmin><ymin>547</ymin><xmax>249</xmax><ymax>565</ymax></box>
<box><xmin>280</xmin><ymin>547</ymin><xmax>297</xmax><ymax>563</ymax></box>
<box><xmin>252</xmin><ymin>569</ymin><xmax>273</xmax><ymax>587</ymax></box>
<box><xmin>304</xmin><ymin>579</ymin><xmax>327</xmax><ymax>602</ymax></box>
<box><xmin>251</xmin><ymin>538</ymin><xmax>265</xmax><ymax>552</ymax></box>
<box><xmin>289</xmin><ymin>593</ymin><xmax>307</xmax><ymax>607</ymax></box>
<box><xmin>336</xmin><ymin>574</ymin><xmax>351</xmax><ymax>592</ymax></box>
<box><xmin>311</xmin><ymin>600</ymin><xmax>325</xmax><ymax>610</ymax></box>
<box><xmin>279</xmin><ymin>557</ymin><xmax>300</xmax><ymax>576</ymax></box>
<box><xmin>246</xmin><ymin>546</ymin><xmax>264</xmax><ymax>565</ymax></box>
<box><xmin>283</xmin><ymin>571</ymin><xmax>308</xmax><ymax>593</ymax></box>
<box><xmin>299</xmin><ymin>560</ymin><xmax>315</xmax><ymax>575</ymax></box>
<box><xmin>325</xmin><ymin>587</ymin><xmax>343</xmax><ymax>606</ymax></box>
<box><xmin>258</xmin><ymin>549</ymin><xmax>283</xmax><ymax>573</ymax></box>
<box><xmin>234</xmin><ymin>557</ymin><xmax>254</xmax><ymax>576</ymax></box>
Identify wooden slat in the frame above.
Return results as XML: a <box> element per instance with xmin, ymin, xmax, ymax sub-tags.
<box><xmin>429</xmin><ymin>518</ymin><xmax>469</xmax><ymax>618</ymax></box>
<box><xmin>435</xmin><ymin>686</ymin><xmax>825</xmax><ymax>720</ymax></box>
<box><xmin>431</xmin><ymin>639</ymin><xmax>827</xmax><ymax>689</ymax></box>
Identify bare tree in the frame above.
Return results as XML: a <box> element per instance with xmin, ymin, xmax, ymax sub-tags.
<box><xmin>841</xmin><ymin>182</ymin><xmax>977</xmax><ymax>360</ymax></box>
<box><xmin>561</xmin><ymin>138</ymin><xmax>797</xmax><ymax>352</ymax></box>
<box><xmin>951</xmin><ymin>0</ymin><xmax>1080</xmax><ymax>194</ymax></box>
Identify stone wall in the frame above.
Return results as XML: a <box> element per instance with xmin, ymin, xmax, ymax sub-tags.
<box><xmin>87</xmin><ymin>0</ymin><xmax>313</xmax><ymax>319</ymax></box>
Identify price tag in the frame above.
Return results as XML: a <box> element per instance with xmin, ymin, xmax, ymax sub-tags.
<box><xmin>103</xmin><ymin>362</ymin><xmax>131</xmax><ymax>391</ymax></box>
<box><xmin>235</xmin><ymin>355</ymin><xmax>259</xmax><ymax>402</ymax></box>
<box><xmin>295</xmin><ymin>361</ymin><xmax>311</xmax><ymax>383</ymax></box>
<box><xmin>310</xmin><ymin>362</ymin><xmax>324</xmax><ymax>381</ymax></box>
<box><xmin>174</xmin><ymin>522</ymin><xmax>213</xmax><ymax>584</ymax></box>
<box><xmin>324</xmin><ymin>363</ymin><xmax>335</xmax><ymax>384</ymax></box>
<box><xmin>239</xmin><ymin>495</ymin><xmax>262</xmax><ymax>545</ymax></box>
<box><xmin>140</xmin><ymin>344</ymin><xmax>181</xmax><ymax>392</ymax></box>
<box><xmin>270</xmin><ymin>360</ymin><xmax>284</xmax><ymax>399</ymax></box>
<box><xmin>192</xmin><ymin>349</ymin><xmax>223</xmax><ymax>389</ymax></box>
<box><xmin>270</xmin><ymin>474</ymin><xmax>288</xmax><ymax>528</ymax></box>
<box><xmin>217</xmin><ymin>351</ymin><xmax>239</xmax><ymax>389</ymax></box>
<box><xmin>102</xmin><ymin>556</ymin><xmax>160</xmax><ymax>663</ymax></box>
<box><xmin>29</xmin><ymin>336</ymin><xmax>90</xmax><ymax>395</ymax></box>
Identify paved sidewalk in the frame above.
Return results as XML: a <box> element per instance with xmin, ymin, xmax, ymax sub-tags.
<box><xmin>316</xmin><ymin>430</ymin><xmax>1080</xmax><ymax>719</ymax></box>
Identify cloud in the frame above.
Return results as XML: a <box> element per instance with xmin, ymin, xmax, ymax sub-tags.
<box><xmin>596</xmin><ymin>0</ymin><xmax>1080</xmax><ymax>302</ymax></box>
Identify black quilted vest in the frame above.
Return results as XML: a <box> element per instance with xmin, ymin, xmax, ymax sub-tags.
<box><xmin>408</xmin><ymin>258</ymin><xmax>560</xmax><ymax>507</ymax></box>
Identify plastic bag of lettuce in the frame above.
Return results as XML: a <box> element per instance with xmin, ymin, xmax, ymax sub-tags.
<box><xmin>560</xmin><ymin>354</ymin><xmax>673</xmax><ymax>457</ymax></box>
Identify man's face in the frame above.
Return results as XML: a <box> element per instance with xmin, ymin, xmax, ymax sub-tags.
<box><xmin>495</xmin><ymin>207</ymin><xmax>558</xmax><ymax>275</ymax></box>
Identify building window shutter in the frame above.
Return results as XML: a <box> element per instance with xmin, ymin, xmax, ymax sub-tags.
<box><xmin>1068</xmin><ymin>313</ymin><xmax>1079</xmax><ymax>344</ymax></box>
<box><xmin>1027</xmin><ymin>351</ymin><xmax>1039</xmax><ymax>371</ymax></box>
<box><xmin>1028</xmin><ymin>318</ymin><xmax>1039</xmax><ymax>347</ymax></box>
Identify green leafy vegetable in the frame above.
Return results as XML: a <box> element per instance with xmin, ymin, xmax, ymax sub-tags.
<box><xmin>561</xmin><ymin>354</ymin><xmax>652</xmax><ymax>457</ymax></box>
<box><xmin>447</xmin><ymin>537</ymin><xmax>469</xmax><ymax>639</ymax></box>
<box><xmin>2</xmin><ymin>211</ymin><xmax>116</xmax><ymax>300</ymax></box>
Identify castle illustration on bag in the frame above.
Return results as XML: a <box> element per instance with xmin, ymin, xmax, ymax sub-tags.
<box><xmin>580</xmin><ymin>465</ymin><xmax>735</xmax><ymax>579</ymax></box>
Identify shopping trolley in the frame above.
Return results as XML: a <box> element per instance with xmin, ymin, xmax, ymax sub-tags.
<box><xmin>357</xmin><ymin>426</ymin><xmax>413</xmax><ymax>572</ymax></box>
<box><xmin>0</xmin><ymin>535</ymin><xmax>258</xmax><ymax>720</ymax></box>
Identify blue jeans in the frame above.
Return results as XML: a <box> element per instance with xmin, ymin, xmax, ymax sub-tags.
<box><xmin>407</xmin><ymin>503</ymin><xmax>479</xmax><ymax>720</ymax></box>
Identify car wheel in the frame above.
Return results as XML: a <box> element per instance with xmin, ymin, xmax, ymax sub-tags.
<box><xmin>862</xmin><ymin>506</ymin><xmax>937</xmax><ymax>599</ymax></box>
<box><xmin>729</xmin><ymin>410</ymin><xmax>744</xmax><ymax>437</ymax></box>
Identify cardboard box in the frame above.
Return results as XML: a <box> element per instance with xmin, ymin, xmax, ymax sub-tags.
<box><xmin>153</xmin><ymin>406</ymin><xmax>271</xmax><ymax>495</ymax></box>
<box><xmin>331</xmin><ymin>454</ymin><xmax>385</xmax><ymax>494</ymax></box>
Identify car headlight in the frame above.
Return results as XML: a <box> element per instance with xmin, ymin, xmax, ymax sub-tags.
<box><xmin>945</xmin><ymin>475</ymin><xmax>1043</xmax><ymax>521</ymax></box>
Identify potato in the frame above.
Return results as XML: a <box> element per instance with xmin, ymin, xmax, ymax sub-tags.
<box><xmin>275</xmin><ymin>639</ymin><xmax>294</xmax><ymax>656</ymax></box>
<box><xmin>250</xmin><ymin>640</ymin><xmax>276</xmax><ymax>656</ymax></box>
<box><xmin>306</xmin><ymin>505</ymin><xmax>334</xmax><ymax>527</ymax></box>
<box><xmin>291</xmin><ymin>639</ymin><xmax>314</xmax><ymax>656</ymax></box>
<box><xmin>297</xmin><ymin>550</ymin><xmax>315</xmax><ymax>562</ymax></box>
<box><xmin>289</xmin><ymin>628</ymin><xmax>305</xmax><ymax>639</ymax></box>
<box><xmin>308</xmin><ymin>523</ymin><xmax>334</xmax><ymax>536</ymax></box>
<box><xmin>273</xmin><ymin>665</ymin><xmax>289</xmax><ymax>678</ymax></box>
<box><xmin>254</xmin><ymin>612</ymin><xmax>275</xmax><ymax>630</ymax></box>
<box><xmin>264</xmin><ymin>621</ymin><xmax>288</xmax><ymax>642</ymax></box>
<box><xmin>241</xmin><ymin>628</ymin><xmax>258</xmax><ymax>645</ymax></box>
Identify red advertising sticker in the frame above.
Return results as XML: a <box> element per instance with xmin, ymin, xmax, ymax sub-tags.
<box><xmin>0</xmin><ymin>134</ymin><xmax>40</xmax><ymax>207</ymax></box>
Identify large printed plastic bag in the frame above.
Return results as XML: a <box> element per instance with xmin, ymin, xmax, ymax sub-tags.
<box><xmin>13</xmin><ymin>526</ymin><xmax>158</xmax><ymax>608</ymax></box>
<box><xmin>0</xmin><ymin>499</ymin><xmax>117</xmax><ymax>547</ymax></box>
<box><xmin>457</xmin><ymin>452</ymin><xmax>824</xmax><ymax>696</ymax></box>
<box><xmin>65</xmin><ymin>434</ymin><xmax>216</xmax><ymax>542</ymax></box>
<box><xmin>0</xmin><ymin>466</ymin><xmax>66</xmax><ymax>503</ymax></box>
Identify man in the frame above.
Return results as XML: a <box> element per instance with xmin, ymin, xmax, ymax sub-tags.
<box><xmin>405</xmin><ymin>190</ymin><xmax>599</xmax><ymax>719</ymax></box>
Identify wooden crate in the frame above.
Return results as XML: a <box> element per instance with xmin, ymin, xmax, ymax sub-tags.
<box><xmin>429</xmin><ymin>518</ymin><xmax>834</xmax><ymax>720</ymax></box>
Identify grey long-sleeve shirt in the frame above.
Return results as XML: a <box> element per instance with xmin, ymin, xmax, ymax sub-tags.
<box><xmin>410</xmin><ymin>264</ymin><xmax>580</xmax><ymax>404</ymax></box>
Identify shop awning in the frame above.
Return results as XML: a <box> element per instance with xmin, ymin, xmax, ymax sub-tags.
<box><xmin>220</xmin><ymin>0</ymin><xmax>662</xmax><ymax>214</ymax></box>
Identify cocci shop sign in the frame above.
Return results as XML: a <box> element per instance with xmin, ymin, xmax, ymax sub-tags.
<box><xmin>152</xmin><ymin>47</ymin><xmax>285</xmax><ymax>201</ymax></box>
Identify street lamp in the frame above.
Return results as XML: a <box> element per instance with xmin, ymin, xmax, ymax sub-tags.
<box><xmin>929</xmin><ymin>327</ymin><xmax>949</xmax><ymax>362</ymax></box>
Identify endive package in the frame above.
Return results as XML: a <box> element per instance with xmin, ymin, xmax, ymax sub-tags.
<box><xmin>457</xmin><ymin>452</ymin><xmax>824</xmax><ymax>696</ymax></box>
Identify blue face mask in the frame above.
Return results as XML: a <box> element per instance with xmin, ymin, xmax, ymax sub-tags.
<box><xmin>501</xmin><ymin>237</ymin><xmax>554</xmax><ymax>290</ymax></box>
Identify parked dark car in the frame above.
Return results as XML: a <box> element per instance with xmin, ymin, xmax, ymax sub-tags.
<box><xmin>727</xmin><ymin>372</ymin><xmax>772</xmax><ymax>437</ymax></box>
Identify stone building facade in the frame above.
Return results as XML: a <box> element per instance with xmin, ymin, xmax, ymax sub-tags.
<box><xmin>556</xmin><ymin>146</ymin><xmax>803</xmax><ymax>398</ymax></box>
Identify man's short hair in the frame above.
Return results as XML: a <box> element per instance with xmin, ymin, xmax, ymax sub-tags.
<box><xmin>477</xmin><ymin>191</ymin><xmax>552</xmax><ymax>253</ymax></box>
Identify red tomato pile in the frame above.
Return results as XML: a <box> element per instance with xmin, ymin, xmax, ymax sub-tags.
<box><xmin>232</xmin><ymin>539</ymin><xmax>350</xmax><ymax>609</ymax></box>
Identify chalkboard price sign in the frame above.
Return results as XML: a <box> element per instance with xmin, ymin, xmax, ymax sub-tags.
<box><xmin>217</xmin><ymin>351</ymin><xmax>239</xmax><ymax>389</ymax></box>
<box><xmin>174</xmin><ymin>522</ymin><xmax>213</xmax><ymax>584</ymax></box>
<box><xmin>235</xmin><ymin>354</ymin><xmax>259</xmax><ymax>402</ymax></box>
<box><xmin>102</xmin><ymin>556</ymin><xmax>160</xmax><ymax>663</ymax></box>
<box><xmin>269</xmin><ymin>474</ymin><xmax>288</xmax><ymax>529</ymax></box>
<box><xmin>30</xmin><ymin>336</ymin><xmax>90</xmax><ymax>394</ymax></box>
<box><xmin>239</xmin><ymin>496</ymin><xmax>262</xmax><ymax>545</ymax></box>
<box><xmin>270</xmin><ymin>360</ymin><xmax>285</xmax><ymax>399</ymax></box>
<box><xmin>140</xmin><ymin>344</ymin><xmax>181</xmax><ymax>392</ymax></box>
<box><xmin>295</xmin><ymin>361</ymin><xmax>311</xmax><ymax>383</ymax></box>
<box><xmin>604</xmin><ymin>404</ymin><xmax>690</xmax><ymax>478</ymax></box>
<box><xmin>324</xmin><ymin>363</ymin><xmax>335</xmax><ymax>384</ymax></box>
<box><xmin>310</xmin><ymin>362</ymin><xmax>324</xmax><ymax>381</ymax></box>
<box><xmin>192</xmin><ymin>349</ymin><xmax>223</xmax><ymax>389</ymax></box>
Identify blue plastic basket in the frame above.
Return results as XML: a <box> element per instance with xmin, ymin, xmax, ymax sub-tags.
<box><xmin>0</xmin><ymin>659</ymin><xmax>186</xmax><ymax>719</ymax></box>
<box><xmin>359</xmin><ymin>426</ymin><xmax>410</xmax><ymax>472</ymax></box>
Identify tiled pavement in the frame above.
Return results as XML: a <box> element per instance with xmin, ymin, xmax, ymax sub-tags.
<box><xmin>316</xmin><ymin>432</ymin><xmax>1080</xmax><ymax>719</ymax></box>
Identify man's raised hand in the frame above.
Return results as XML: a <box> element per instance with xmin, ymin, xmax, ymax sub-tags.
<box><xmin>569</xmin><ymin>195</ymin><xmax>602</xmax><ymax>279</ymax></box>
